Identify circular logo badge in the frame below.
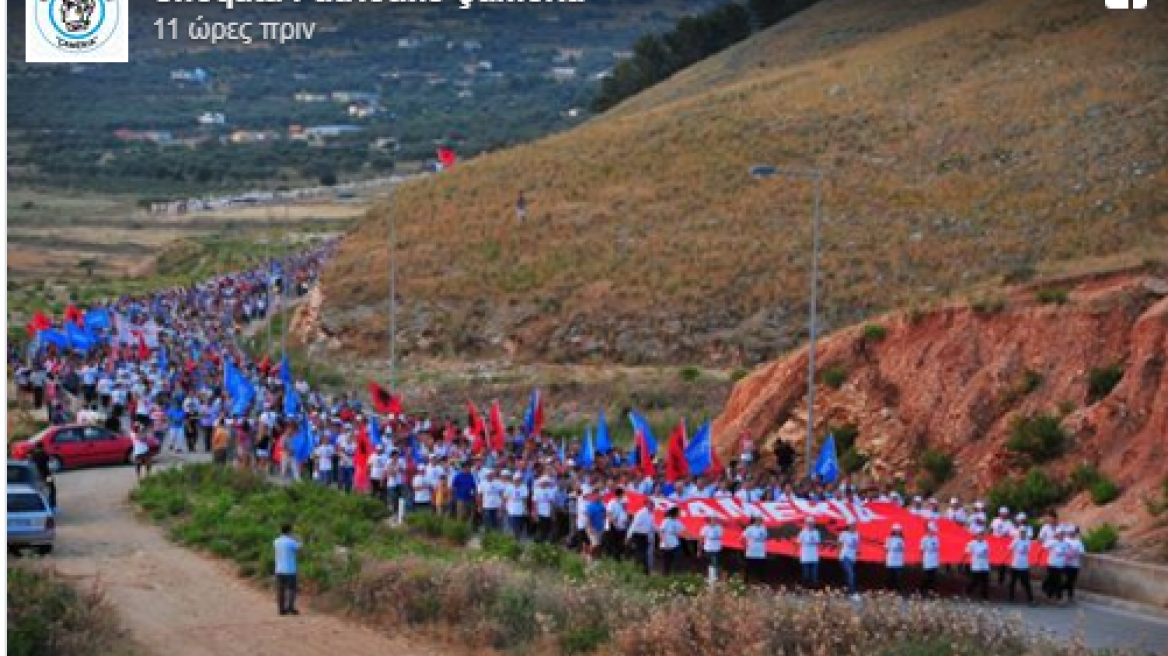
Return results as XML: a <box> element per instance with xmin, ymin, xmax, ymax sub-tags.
<box><xmin>32</xmin><ymin>0</ymin><xmax>121</xmax><ymax>55</ymax></box>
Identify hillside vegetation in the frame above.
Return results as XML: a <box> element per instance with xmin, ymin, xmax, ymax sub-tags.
<box><xmin>318</xmin><ymin>0</ymin><xmax>1168</xmax><ymax>366</ymax></box>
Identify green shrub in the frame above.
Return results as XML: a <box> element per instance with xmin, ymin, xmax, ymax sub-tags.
<box><xmin>7</xmin><ymin>566</ymin><xmax>132</xmax><ymax>656</ymax></box>
<box><xmin>1087</xmin><ymin>364</ymin><xmax>1124</xmax><ymax>403</ymax></box>
<box><xmin>525</xmin><ymin>541</ymin><xmax>564</xmax><ymax>570</ymax></box>
<box><xmin>731</xmin><ymin>367</ymin><xmax>751</xmax><ymax>383</ymax></box>
<box><xmin>839</xmin><ymin>448</ymin><xmax>869</xmax><ymax>474</ymax></box>
<box><xmin>920</xmin><ymin>449</ymin><xmax>955</xmax><ymax>486</ymax></box>
<box><xmin>821</xmin><ymin>364</ymin><xmax>848</xmax><ymax>389</ymax></box>
<box><xmin>971</xmin><ymin>296</ymin><xmax>1006</xmax><ymax>315</ymax></box>
<box><xmin>1006</xmin><ymin>413</ymin><xmax>1067</xmax><ymax>462</ymax></box>
<box><xmin>440</xmin><ymin>517</ymin><xmax>473</xmax><ymax>545</ymax></box>
<box><xmin>561</xmin><ymin>624</ymin><xmax>610</xmax><ymax>654</ymax></box>
<box><xmin>1036</xmin><ymin>288</ymin><xmax>1069</xmax><ymax>305</ymax></box>
<box><xmin>678</xmin><ymin>365</ymin><xmax>702</xmax><ymax>382</ymax></box>
<box><xmin>482</xmin><ymin>531</ymin><xmax>523</xmax><ymax>561</ymax></box>
<box><xmin>1069</xmin><ymin>463</ymin><xmax>1102</xmax><ymax>490</ymax></box>
<box><xmin>830</xmin><ymin>424</ymin><xmax>860</xmax><ymax>452</ymax></box>
<box><xmin>862</xmin><ymin>323</ymin><xmax>888</xmax><ymax>342</ymax></box>
<box><xmin>988</xmin><ymin>469</ymin><xmax>1068</xmax><ymax>517</ymax></box>
<box><xmin>1089</xmin><ymin>478</ymin><xmax>1121</xmax><ymax>506</ymax></box>
<box><xmin>1083</xmin><ymin>524</ymin><xmax>1119</xmax><ymax>553</ymax></box>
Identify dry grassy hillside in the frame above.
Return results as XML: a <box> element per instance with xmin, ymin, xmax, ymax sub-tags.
<box><xmin>318</xmin><ymin>0</ymin><xmax>1168</xmax><ymax>366</ymax></box>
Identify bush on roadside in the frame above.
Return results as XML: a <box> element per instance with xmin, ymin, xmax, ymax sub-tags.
<box><xmin>987</xmin><ymin>469</ymin><xmax>1068</xmax><ymax>517</ymax></box>
<box><xmin>1083</xmin><ymin>524</ymin><xmax>1119</xmax><ymax>553</ymax></box>
<box><xmin>7</xmin><ymin>565</ymin><xmax>134</xmax><ymax>656</ymax></box>
<box><xmin>821</xmin><ymin>364</ymin><xmax>848</xmax><ymax>389</ymax></box>
<box><xmin>1087</xmin><ymin>364</ymin><xmax>1124</xmax><ymax>403</ymax></box>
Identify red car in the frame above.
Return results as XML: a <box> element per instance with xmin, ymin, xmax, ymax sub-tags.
<box><xmin>9</xmin><ymin>425</ymin><xmax>160</xmax><ymax>473</ymax></box>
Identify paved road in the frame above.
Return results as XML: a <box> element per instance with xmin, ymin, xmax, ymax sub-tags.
<box><xmin>35</xmin><ymin>459</ymin><xmax>1168</xmax><ymax>655</ymax></box>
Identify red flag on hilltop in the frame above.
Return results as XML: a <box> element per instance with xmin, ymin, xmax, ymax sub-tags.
<box><xmin>665</xmin><ymin>420</ymin><xmax>688</xmax><ymax>482</ymax></box>
<box><xmin>489</xmin><ymin>400</ymin><xmax>506</xmax><ymax>453</ymax></box>
<box><xmin>367</xmin><ymin>381</ymin><xmax>403</xmax><ymax>415</ymax></box>
<box><xmin>636</xmin><ymin>431</ymin><xmax>655</xmax><ymax>478</ymax></box>
<box><xmin>437</xmin><ymin>146</ymin><xmax>456</xmax><ymax>169</ymax></box>
<box><xmin>467</xmin><ymin>401</ymin><xmax>487</xmax><ymax>454</ymax></box>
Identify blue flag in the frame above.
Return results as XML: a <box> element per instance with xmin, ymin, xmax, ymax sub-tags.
<box><xmin>292</xmin><ymin>419</ymin><xmax>316</xmax><ymax>463</ymax></box>
<box><xmin>284</xmin><ymin>386</ymin><xmax>302</xmax><ymax>417</ymax></box>
<box><xmin>157</xmin><ymin>346</ymin><xmax>168</xmax><ymax>375</ymax></box>
<box><xmin>224</xmin><ymin>360</ymin><xmax>256</xmax><ymax>416</ymax></box>
<box><xmin>684</xmin><ymin>421</ymin><xmax>714</xmax><ymax>476</ymax></box>
<box><xmin>557</xmin><ymin>437</ymin><xmax>566</xmax><ymax>464</ymax></box>
<box><xmin>368</xmin><ymin>415</ymin><xmax>382</xmax><ymax>448</ymax></box>
<box><xmin>66</xmin><ymin>322</ymin><xmax>95</xmax><ymax>353</ymax></box>
<box><xmin>595</xmin><ymin>409</ymin><xmax>612</xmax><ymax>454</ymax></box>
<box><xmin>628</xmin><ymin>411</ymin><xmax>658</xmax><ymax>456</ymax></box>
<box><xmin>279</xmin><ymin>355</ymin><xmax>293</xmax><ymax>386</ymax></box>
<box><xmin>83</xmin><ymin>308</ymin><xmax>111</xmax><ymax>332</ymax></box>
<box><xmin>814</xmin><ymin>434</ymin><xmax>840</xmax><ymax>484</ymax></box>
<box><xmin>579</xmin><ymin>427</ymin><xmax>595</xmax><ymax>468</ymax></box>
<box><xmin>39</xmin><ymin>329</ymin><xmax>70</xmax><ymax>350</ymax></box>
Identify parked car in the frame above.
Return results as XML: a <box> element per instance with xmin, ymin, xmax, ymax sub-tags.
<box><xmin>7</xmin><ymin>459</ymin><xmax>48</xmax><ymax>497</ymax></box>
<box><xmin>9</xmin><ymin>425</ymin><xmax>159</xmax><ymax>473</ymax></box>
<box><xmin>7</xmin><ymin>484</ymin><xmax>55</xmax><ymax>555</ymax></box>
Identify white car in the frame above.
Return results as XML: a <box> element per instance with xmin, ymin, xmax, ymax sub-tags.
<box><xmin>7</xmin><ymin>484</ymin><xmax>55</xmax><ymax>555</ymax></box>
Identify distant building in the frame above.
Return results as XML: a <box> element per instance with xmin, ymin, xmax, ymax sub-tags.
<box><xmin>197</xmin><ymin>112</ymin><xmax>226</xmax><ymax>126</ymax></box>
<box><xmin>462</xmin><ymin>39</ymin><xmax>482</xmax><ymax>51</ymax></box>
<box><xmin>294</xmin><ymin>91</ymin><xmax>329</xmax><ymax>103</ymax></box>
<box><xmin>554</xmin><ymin>47</ymin><xmax>585</xmax><ymax>63</ymax></box>
<box><xmin>331</xmin><ymin>91</ymin><xmax>379</xmax><ymax>104</ymax></box>
<box><xmin>549</xmin><ymin>67</ymin><xmax>578</xmax><ymax>82</ymax></box>
<box><xmin>171</xmin><ymin>68</ymin><xmax>210</xmax><ymax>84</ymax></box>
<box><xmin>348</xmin><ymin>101</ymin><xmax>383</xmax><ymax>118</ymax></box>
<box><xmin>612</xmin><ymin>50</ymin><xmax>633</xmax><ymax>61</ymax></box>
<box><xmin>113</xmin><ymin>129</ymin><xmax>174</xmax><ymax>145</ymax></box>
<box><xmin>229</xmin><ymin>130</ymin><xmax>279</xmax><ymax>144</ymax></box>
<box><xmin>298</xmin><ymin>125</ymin><xmax>364</xmax><ymax>145</ymax></box>
<box><xmin>397</xmin><ymin>37</ymin><xmax>421</xmax><ymax>49</ymax></box>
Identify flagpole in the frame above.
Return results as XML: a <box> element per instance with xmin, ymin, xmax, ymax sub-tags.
<box><xmin>388</xmin><ymin>179</ymin><xmax>398</xmax><ymax>392</ymax></box>
<box><xmin>281</xmin><ymin>194</ymin><xmax>290</xmax><ymax>357</ymax></box>
<box><xmin>266</xmin><ymin>202</ymin><xmax>273</xmax><ymax>356</ymax></box>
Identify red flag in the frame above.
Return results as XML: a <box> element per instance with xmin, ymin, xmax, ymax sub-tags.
<box><xmin>665</xmin><ymin>420</ymin><xmax>688</xmax><ymax>482</ymax></box>
<box><xmin>710</xmin><ymin>441</ymin><xmax>725</xmax><ymax>476</ymax></box>
<box><xmin>489</xmin><ymin>401</ymin><xmax>506</xmax><ymax>453</ymax></box>
<box><xmin>437</xmin><ymin>146</ymin><xmax>456</xmax><ymax>169</ymax></box>
<box><xmin>467</xmin><ymin>401</ymin><xmax>487</xmax><ymax>454</ymax></box>
<box><xmin>64</xmin><ymin>305</ymin><xmax>83</xmax><ymax>325</ymax></box>
<box><xmin>636</xmin><ymin>431</ymin><xmax>655</xmax><ymax>477</ymax></box>
<box><xmin>136</xmin><ymin>332</ymin><xmax>150</xmax><ymax>360</ymax></box>
<box><xmin>27</xmin><ymin>310</ymin><xmax>53</xmax><ymax>336</ymax></box>
<box><xmin>367</xmin><ymin>381</ymin><xmax>403</xmax><ymax>415</ymax></box>
<box><xmin>353</xmin><ymin>425</ymin><xmax>372</xmax><ymax>493</ymax></box>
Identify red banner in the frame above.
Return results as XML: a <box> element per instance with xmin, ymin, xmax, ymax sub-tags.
<box><xmin>623</xmin><ymin>493</ymin><xmax>1043</xmax><ymax>566</ymax></box>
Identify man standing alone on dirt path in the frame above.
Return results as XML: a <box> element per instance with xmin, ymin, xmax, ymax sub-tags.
<box><xmin>274</xmin><ymin>523</ymin><xmax>301</xmax><ymax>616</ymax></box>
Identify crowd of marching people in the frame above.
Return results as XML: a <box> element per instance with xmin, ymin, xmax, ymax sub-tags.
<box><xmin>11</xmin><ymin>241</ymin><xmax>1086</xmax><ymax>606</ymax></box>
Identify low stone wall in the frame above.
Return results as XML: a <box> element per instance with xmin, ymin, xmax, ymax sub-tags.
<box><xmin>1077</xmin><ymin>553</ymin><xmax>1168</xmax><ymax>611</ymax></box>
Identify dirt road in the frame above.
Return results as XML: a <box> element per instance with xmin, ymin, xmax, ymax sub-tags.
<box><xmin>48</xmin><ymin>460</ymin><xmax>445</xmax><ymax>656</ymax></box>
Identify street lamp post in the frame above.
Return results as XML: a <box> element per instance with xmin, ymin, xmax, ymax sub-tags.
<box><xmin>749</xmin><ymin>164</ymin><xmax>824</xmax><ymax>478</ymax></box>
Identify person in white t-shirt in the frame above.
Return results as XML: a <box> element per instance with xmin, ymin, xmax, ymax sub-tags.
<box><xmin>478</xmin><ymin>470</ymin><xmax>504</xmax><ymax>532</ymax></box>
<box><xmin>532</xmin><ymin>476</ymin><xmax>557</xmax><ymax>543</ymax></box>
<box><xmin>964</xmin><ymin>529</ymin><xmax>992</xmax><ymax>600</ymax></box>
<box><xmin>1063</xmin><ymin>526</ymin><xmax>1084</xmax><ymax>602</ymax></box>
<box><xmin>626</xmin><ymin>500</ymin><xmax>655</xmax><ymax>575</ymax></box>
<box><xmin>919</xmin><ymin>522</ymin><xmax>941</xmax><ymax>594</ymax></box>
<box><xmin>412</xmin><ymin>469</ymin><xmax>433</xmax><ymax>512</ymax></box>
<box><xmin>657</xmin><ymin>507</ymin><xmax>684</xmax><ymax>575</ymax></box>
<box><xmin>700</xmin><ymin>515</ymin><xmax>724</xmax><ymax>575</ymax></box>
<box><xmin>836</xmin><ymin>521</ymin><xmax>860</xmax><ymax>597</ymax></box>
<box><xmin>505</xmin><ymin>473</ymin><xmax>529</xmax><ymax>538</ymax></box>
<box><xmin>313</xmin><ymin>438</ymin><xmax>336</xmax><ymax>485</ymax></box>
<box><xmin>797</xmin><ymin>516</ymin><xmax>821</xmax><ymax>587</ymax></box>
<box><xmin>741</xmin><ymin>514</ymin><xmax>769</xmax><ymax>585</ymax></box>
<box><xmin>1042</xmin><ymin>527</ymin><xmax>1069</xmax><ymax>602</ymax></box>
<box><xmin>369</xmin><ymin>446</ymin><xmax>389</xmax><ymax>503</ymax></box>
<box><xmin>1008</xmin><ymin>526</ymin><xmax>1035</xmax><ymax>604</ymax></box>
<box><xmin>885</xmin><ymin>524</ymin><xmax>906</xmax><ymax>593</ymax></box>
<box><xmin>605</xmin><ymin>488</ymin><xmax>629</xmax><ymax>560</ymax></box>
